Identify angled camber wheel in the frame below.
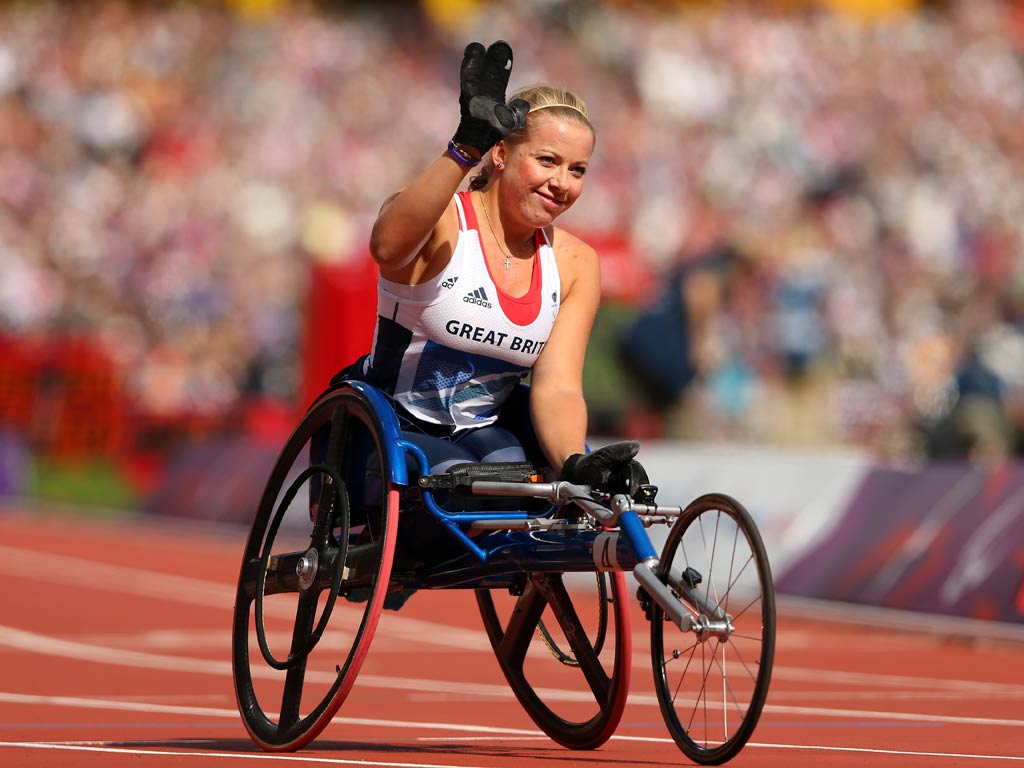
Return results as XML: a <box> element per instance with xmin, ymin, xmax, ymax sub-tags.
<box><xmin>476</xmin><ymin>570</ymin><xmax>631</xmax><ymax>750</ymax></box>
<box><xmin>649</xmin><ymin>493</ymin><xmax>776</xmax><ymax>765</ymax></box>
<box><xmin>232</xmin><ymin>385</ymin><xmax>400</xmax><ymax>751</ymax></box>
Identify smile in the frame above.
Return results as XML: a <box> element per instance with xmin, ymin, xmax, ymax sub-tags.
<box><xmin>536</xmin><ymin>191</ymin><xmax>567</xmax><ymax>210</ymax></box>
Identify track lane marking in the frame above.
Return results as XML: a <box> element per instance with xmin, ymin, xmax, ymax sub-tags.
<box><xmin>3</xmin><ymin>615</ymin><xmax>1024</xmax><ymax>726</ymax></box>
<box><xmin>1</xmin><ymin>546</ymin><xmax>1022</xmax><ymax>699</ymax></box>
<box><xmin>0</xmin><ymin>693</ymin><xmax>539</xmax><ymax>736</ymax></box>
<box><xmin>0</xmin><ymin>742</ymin><xmax>506</xmax><ymax>767</ymax></box>
<box><xmin>4</xmin><ymin>620</ymin><xmax>1024</xmax><ymax>722</ymax></box>
<box><xmin>1</xmin><ymin>738</ymin><xmax>1022</xmax><ymax>763</ymax></box>
<box><xmin>2</xmin><ymin>626</ymin><xmax>1024</xmax><ymax>729</ymax></box>
<box><xmin>0</xmin><ymin>545</ymin><xmax>491</xmax><ymax>651</ymax></box>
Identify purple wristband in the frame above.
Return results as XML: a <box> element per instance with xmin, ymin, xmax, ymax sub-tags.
<box><xmin>447</xmin><ymin>139</ymin><xmax>480</xmax><ymax>168</ymax></box>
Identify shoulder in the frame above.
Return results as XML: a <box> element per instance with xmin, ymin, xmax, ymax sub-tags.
<box><xmin>546</xmin><ymin>225</ymin><xmax>595</xmax><ymax>260</ymax></box>
<box><xmin>546</xmin><ymin>225</ymin><xmax>600</xmax><ymax>296</ymax></box>
<box><xmin>545</xmin><ymin>226</ymin><xmax>599</xmax><ymax>279</ymax></box>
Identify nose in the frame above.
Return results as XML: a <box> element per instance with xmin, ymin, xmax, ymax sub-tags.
<box><xmin>548</xmin><ymin>166</ymin><xmax>569</xmax><ymax>195</ymax></box>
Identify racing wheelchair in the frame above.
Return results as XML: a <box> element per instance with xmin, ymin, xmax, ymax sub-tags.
<box><xmin>231</xmin><ymin>381</ymin><xmax>775</xmax><ymax>765</ymax></box>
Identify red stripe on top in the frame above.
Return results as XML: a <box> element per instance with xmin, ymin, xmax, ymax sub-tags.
<box><xmin>457</xmin><ymin>190</ymin><xmax>478</xmax><ymax>232</ymax></box>
<box><xmin>458</xmin><ymin>191</ymin><xmax>542</xmax><ymax>326</ymax></box>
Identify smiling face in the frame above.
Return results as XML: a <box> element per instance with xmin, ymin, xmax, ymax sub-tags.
<box><xmin>493</xmin><ymin>115</ymin><xmax>595</xmax><ymax>230</ymax></box>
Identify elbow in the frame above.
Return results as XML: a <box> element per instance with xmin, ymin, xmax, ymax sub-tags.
<box><xmin>368</xmin><ymin>223</ymin><xmax>397</xmax><ymax>267</ymax></box>
<box><xmin>369</xmin><ymin>221</ymin><xmax>425</xmax><ymax>270</ymax></box>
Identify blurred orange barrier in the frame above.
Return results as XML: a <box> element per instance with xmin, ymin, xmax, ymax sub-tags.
<box><xmin>0</xmin><ymin>336</ymin><xmax>40</xmax><ymax>435</ymax></box>
<box><xmin>300</xmin><ymin>256</ymin><xmax>378</xmax><ymax>409</ymax></box>
<box><xmin>0</xmin><ymin>335</ymin><xmax>128</xmax><ymax>459</ymax></box>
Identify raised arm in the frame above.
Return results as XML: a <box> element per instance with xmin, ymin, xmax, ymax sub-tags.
<box><xmin>368</xmin><ymin>41</ymin><xmax>528</xmax><ymax>281</ymax></box>
<box><xmin>368</xmin><ymin>155</ymin><xmax>473</xmax><ymax>278</ymax></box>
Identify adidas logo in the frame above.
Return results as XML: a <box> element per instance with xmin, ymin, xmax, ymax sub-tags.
<box><xmin>463</xmin><ymin>286</ymin><xmax>492</xmax><ymax>308</ymax></box>
<box><xmin>441</xmin><ymin>276</ymin><xmax>458</xmax><ymax>289</ymax></box>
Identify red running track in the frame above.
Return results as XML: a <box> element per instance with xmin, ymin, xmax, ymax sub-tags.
<box><xmin>1</xmin><ymin>503</ymin><xmax>1022</xmax><ymax>767</ymax></box>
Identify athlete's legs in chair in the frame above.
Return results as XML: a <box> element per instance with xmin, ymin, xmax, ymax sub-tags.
<box><xmin>495</xmin><ymin>383</ymin><xmax>548</xmax><ymax>469</ymax></box>
<box><xmin>396</xmin><ymin>423</ymin><xmax>531</xmax><ymax>569</ymax></box>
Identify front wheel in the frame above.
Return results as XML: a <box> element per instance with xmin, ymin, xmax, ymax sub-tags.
<box><xmin>649</xmin><ymin>494</ymin><xmax>775</xmax><ymax>765</ymax></box>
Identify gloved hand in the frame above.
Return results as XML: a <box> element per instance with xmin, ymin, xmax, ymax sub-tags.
<box><xmin>560</xmin><ymin>441</ymin><xmax>650</xmax><ymax>494</ymax></box>
<box><xmin>452</xmin><ymin>40</ymin><xmax>530</xmax><ymax>153</ymax></box>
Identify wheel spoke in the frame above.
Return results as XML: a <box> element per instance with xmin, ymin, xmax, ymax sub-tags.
<box><xmin>279</xmin><ymin>588</ymin><xmax>320</xmax><ymax>728</ymax></box>
<box><xmin>711</xmin><ymin>641</ymin><xmax>754</xmax><ymax>715</ymax></box>
<box><xmin>534</xmin><ymin>575</ymin><xmax>611</xmax><ymax>703</ymax></box>
<box><xmin>495</xmin><ymin>580</ymin><xmax>547</xmax><ymax>667</ymax></box>
<box><xmin>723</xmin><ymin>635</ymin><xmax>762</xmax><ymax>684</ymax></box>
<box><xmin>668</xmin><ymin>635</ymin><xmax>700</xmax><ymax>705</ymax></box>
<box><xmin>476</xmin><ymin>570</ymin><xmax>631</xmax><ymax>750</ymax></box>
<box><xmin>726</xmin><ymin>589</ymin><xmax>761</xmax><ymax>625</ymax></box>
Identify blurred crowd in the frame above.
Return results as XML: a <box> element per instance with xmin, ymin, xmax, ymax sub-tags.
<box><xmin>2</xmin><ymin>0</ymin><xmax>1024</xmax><ymax>461</ymax></box>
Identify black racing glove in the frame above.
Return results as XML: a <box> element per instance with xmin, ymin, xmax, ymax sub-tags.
<box><xmin>452</xmin><ymin>40</ymin><xmax>530</xmax><ymax>153</ymax></box>
<box><xmin>560</xmin><ymin>441</ymin><xmax>650</xmax><ymax>495</ymax></box>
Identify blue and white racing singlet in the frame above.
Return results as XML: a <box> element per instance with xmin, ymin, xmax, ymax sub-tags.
<box><xmin>359</xmin><ymin>191</ymin><xmax>561</xmax><ymax>433</ymax></box>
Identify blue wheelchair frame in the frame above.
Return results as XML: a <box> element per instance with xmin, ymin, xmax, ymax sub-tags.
<box><xmin>352</xmin><ymin>380</ymin><xmax>660</xmax><ymax>588</ymax></box>
<box><xmin>232</xmin><ymin>379</ymin><xmax>775</xmax><ymax>765</ymax></box>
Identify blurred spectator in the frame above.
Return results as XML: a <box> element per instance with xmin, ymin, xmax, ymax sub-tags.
<box><xmin>924</xmin><ymin>343</ymin><xmax>1015</xmax><ymax>463</ymax></box>
<box><xmin>616</xmin><ymin>243</ymin><xmax>742</xmax><ymax>437</ymax></box>
<box><xmin>1</xmin><ymin>0</ymin><xmax>1024</xmax><ymax>461</ymax></box>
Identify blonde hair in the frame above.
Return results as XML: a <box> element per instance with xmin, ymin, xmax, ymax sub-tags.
<box><xmin>469</xmin><ymin>85</ymin><xmax>593</xmax><ymax>191</ymax></box>
<box><xmin>517</xmin><ymin>85</ymin><xmax>592</xmax><ymax>128</ymax></box>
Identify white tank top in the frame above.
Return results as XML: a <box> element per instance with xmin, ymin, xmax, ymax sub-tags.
<box><xmin>360</xmin><ymin>191</ymin><xmax>561</xmax><ymax>433</ymax></box>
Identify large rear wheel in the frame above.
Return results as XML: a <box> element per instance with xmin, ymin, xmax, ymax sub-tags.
<box><xmin>476</xmin><ymin>570</ymin><xmax>631</xmax><ymax>750</ymax></box>
<box><xmin>232</xmin><ymin>387</ymin><xmax>399</xmax><ymax>751</ymax></box>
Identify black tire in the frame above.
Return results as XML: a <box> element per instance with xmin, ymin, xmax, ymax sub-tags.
<box><xmin>232</xmin><ymin>387</ymin><xmax>399</xmax><ymax>751</ymax></box>
<box><xmin>476</xmin><ymin>570</ymin><xmax>631</xmax><ymax>750</ymax></box>
<box><xmin>649</xmin><ymin>494</ymin><xmax>775</xmax><ymax>765</ymax></box>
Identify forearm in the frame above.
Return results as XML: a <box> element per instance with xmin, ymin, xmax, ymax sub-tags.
<box><xmin>530</xmin><ymin>386</ymin><xmax>588</xmax><ymax>473</ymax></box>
<box><xmin>368</xmin><ymin>150</ymin><xmax>478</xmax><ymax>269</ymax></box>
<box><xmin>370</xmin><ymin>41</ymin><xmax>522</xmax><ymax>272</ymax></box>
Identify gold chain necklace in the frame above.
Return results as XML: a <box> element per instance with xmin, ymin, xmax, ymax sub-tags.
<box><xmin>480</xmin><ymin>193</ymin><xmax>531</xmax><ymax>271</ymax></box>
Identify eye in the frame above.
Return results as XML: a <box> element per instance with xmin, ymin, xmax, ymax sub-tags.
<box><xmin>571</xmin><ymin>165</ymin><xmax>588</xmax><ymax>178</ymax></box>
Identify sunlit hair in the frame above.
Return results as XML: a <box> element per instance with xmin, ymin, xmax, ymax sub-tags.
<box><xmin>517</xmin><ymin>85</ymin><xmax>592</xmax><ymax>128</ymax></box>
<box><xmin>468</xmin><ymin>85</ymin><xmax>593</xmax><ymax>191</ymax></box>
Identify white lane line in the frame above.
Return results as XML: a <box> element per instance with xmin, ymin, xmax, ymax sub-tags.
<box><xmin>2</xmin><ymin>548</ymin><xmax>1023</xmax><ymax>727</ymax></box>
<box><xmin>426</xmin><ymin>734</ymin><xmax>1024</xmax><ymax>761</ymax></box>
<box><xmin>3</xmin><ymin>621</ymin><xmax>1024</xmax><ymax>726</ymax></box>
<box><xmin>0</xmin><ymin>545</ymin><xmax>491</xmax><ymax>651</ymax></box>
<box><xmin>760</xmin><ymin>703</ymin><xmax>1023</xmax><ymax>727</ymax></box>
<box><xmin>0</xmin><ymin>545</ymin><xmax>232</xmax><ymax>610</ymax></box>
<box><xmin>2</xmin><ymin>543</ymin><xmax>1021</xmax><ymax>697</ymax></box>
<box><xmin>0</xmin><ymin>692</ymin><xmax>241</xmax><ymax>719</ymax></box>
<box><xmin>423</xmin><ymin>735</ymin><xmax>1024</xmax><ymax>763</ymax></box>
<box><xmin>0</xmin><ymin>693</ymin><xmax>539</xmax><ymax>737</ymax></box>
<box><xmin>3</xmin><ymin>666</ymin><xmax>1024</xmax><ymax>731</ymax></box>
<box><xmin>1</xmin><ymin>738</ymin><xmax>1022</xmax><ymax>764</ymax></box>
<box><xmin>0</xmin><ymin>624</ymin><xmax>519</xmax><ymax>702</ymax></box>
<box><xmin>744</xmin><ymin>742</ymin><xmax>1024</xmax><ymax>761</ymax></box>
<box><xmin>771</xmin><ymin>666</ymin><xmax>1024</xmax><ymax>696</ymax></box>
<box><xmin>0</xmin><ymin>742</ymin><xmax>502</xmax><ymax>768</ymax></box>
<box><xmin>66</xmin><ymin>623</ymin><xmax>1024</xmax><ymax>701</ymax></box>
<box><xmin>0</xmin><ymin>621</ymin><xmax>627</xmax><ymax>706</ymax></box>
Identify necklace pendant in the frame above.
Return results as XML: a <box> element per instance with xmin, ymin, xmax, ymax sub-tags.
<box><xmin>505</xmin><ymin>255</ymin><xmax>510</xmax><ymax>270</ymax></box>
